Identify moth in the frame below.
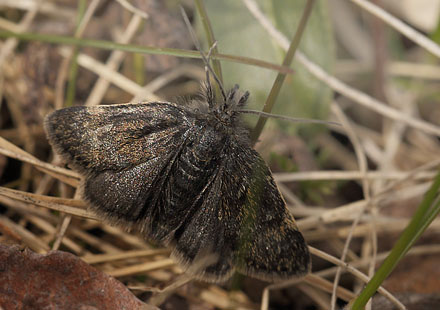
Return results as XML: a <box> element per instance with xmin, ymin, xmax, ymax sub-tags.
<box><xmin>45</xmin><ymin>7</ymin><xmax>311</xmax><ymax>281</ymax></box>
<box><xmin>44</xmin><ymin>82</ymin><xmax>311</xmax><ymax>282</ymax></box>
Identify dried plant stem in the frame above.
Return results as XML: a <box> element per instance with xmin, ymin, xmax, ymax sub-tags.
<box><xmin>60</xmin><ymin>48</ymin><xmax>160</xmax><ymax>101</ymax></box>
<box><xmin>0</xmin><ymin>0</ymin><xmax>41</xmax><ymax>66</ymax></box>
<box><xmin>0</xmin><ymin>216</ymin><xmax>49</xmax><ymax>252</ymax></box>
<box><xmin>115</xmin><ymin>0</ymin><xmax>149</xmax><ymax>19</ymax></box>
<box><xmin>243</xmin><ymin>0</ymin><xmax>440</xmax><ymax>137</ymax></box>
<box><xmin>310</xmin><ymin>247</ymin><xmax>406</xmax><ymax>310</ymax></box>
<box><xmin>51</xmin><ymin>215</ymin><xmax>72</xmax><ymax>250</ymax></box>
<box><xmin>85</xmin><ymin>15</ymin><xmax>144</xmax><ymax>106</ymax></box>
<box><xmin>330</xmin><ymin>101</ymin><xmax>372</xmax><ymax>310</ymax></box>
<box><xmin>330</xmin><ymin>205</ymin><xmax>367</xmax><ymax>310</ymax></box>
<box><xmin>350</xmin><ymin>0</ymin><xmax>440</xmax><ymax>58</ymax></box>
<box><xmin>274</xmin><ymin>169</ymin><xmax>435</xmax><ymax>182</ymax></box>
<box><xmin>316</xmin><ymin>244</ymin><xmax>440</xmax><ymax>278</ymax></box>
<box><xmin>107</xmin><ymin>259</ymin><xmax>175</xmax><ymax>277</ymax></box>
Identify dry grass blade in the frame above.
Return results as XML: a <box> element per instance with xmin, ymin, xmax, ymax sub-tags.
<box><xmin>309</xmin><ymin>247</ymin><xmax>406</xmax><ymax>309</ymax></box>
<box><xmin>107</xmin><ymin>259</ymin><xmax>175</xmax><ymax>278</ymax></box>
<box><xmin>0</xmin><ymin>137</ymin><xmax>79</xmax><ymax>187</ymax></box>
<box><xmin>85</xmin><ymin>14</ymin><xmax>145</xmax><ymax>106</ymax></box>
<box><xmin>58</xmin><ymin>47</ymin><xmax>161</xmax><ymax>101</ymax></box>
<box><xmin>82</xmin><ymin>249</ymin><xmax>170</xmax><ymax>264</ymax></box>
<box><xmin>0</xmin><ymin>215</ymin><xmax>49</xmax><ymax>252</ymax></box>
<box><xmin>0</xmin><ymin>187</ymin><xmax>93</xmax><ymax>219</ymax></box>
<box><xmin>274</xmin><ymin>170</ymin><xmax>436</xmax><ymax>182</ymax></box>
<box><xmin>115</xmin><ymin>0</ymin><xmax>149</xmax><ymax>19</ymax></box>
<box><xmin>350</xmin><ymin>0</ymin><xmax>440</xmax><ymax>58</ymax></box>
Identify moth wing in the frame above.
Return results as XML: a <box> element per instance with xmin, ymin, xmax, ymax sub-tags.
<box><xmin>45</xmin><ymin>103</ymin><xmax>194</xmax><ymax>241</ymax></box>
<box><xmin>231</xmin><ymin>148</ymin><xmax>311</xmax><ymax>281</ymax></box>
<box><xmin>171</xmin><ymin>161</ymin><xmax>236</xmax><ymax>282</ymax></box>
<box><xmin>44</xmin><ymin>102</ymin><xmax>190</xmax><ymax>173</ymax></box>
<box><xmin>170</xmin><ymin>144</ymin><xmax>310</xmax><ymax>282</ymax></box>
<box><xmin>80</xmin><ymin>152</ymin><xmax>182</xmax><ymax>240</ymax></box>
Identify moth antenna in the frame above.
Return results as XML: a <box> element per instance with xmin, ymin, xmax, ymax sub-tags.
<box><xmin>223</xmin><ymin>84</ymin><xmax>239</xmax><ymax>109</ymax></box>
<box><xmin>203</xmin><ymin>42</ymin><xmax>216</xmax><ymax>105</ymax></box>
<box><xmin>227</xmin><ymin>84</ymin><xmax>240</xmax><ymax>102</ymax></box>
<box><xmin>180</xmin><ymin>7</ymin><xmax>227</xmax><ymax>105</ymax></box>
<box><xmin>205</xmin><ymin>42</ymin><xmax>228</xmax><ymax>104</ymax></box>
<box><xmin>238</xmin><ymin>91</ymin><xmax>250</xmax><ymax>108</ymax></box>
<box><xmin>238</xmin><ymin>109</ymin><xmax>341</xmax><ymax>126</ymax></box>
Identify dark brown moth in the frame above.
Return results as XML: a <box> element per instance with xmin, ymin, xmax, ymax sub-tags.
<box><xmin>44</xmin><ymin>83</ymin><xmax>311</xmax><ymax>282</ymax></box>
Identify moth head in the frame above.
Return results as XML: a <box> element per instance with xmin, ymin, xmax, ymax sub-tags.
<box><xmin>210</xmin><ymin>84</ymin><xmax>250</xmax><ymax>124</ymax></box>
<box><xmin>224</xmin><ymin>84</ymin><xmax>250</xmax><ymax>111</ymax></box>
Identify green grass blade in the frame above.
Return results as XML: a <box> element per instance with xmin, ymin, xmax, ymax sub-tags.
<box><xmin>351</xmin><ymin>170</ymin><xmax>440</xmax><ymax>309</ymax></box>
<box><xmin>0</xmin><ymin>30</ymin><xmax>293</xmax><ymax>75</ymax></box>
<box><xmin>250</xmin><ymin>0</ymin><xmax>316</xmax><ymax>144</ymax></box>
<box><xmin>194</xmin><ymin>0</ymin><xmax>223</xmax><ymax>84</ymax></box>
<box><xmin>65</xmin><ymin>0</ymin><xmax>87</xmax><ymax>107</ymax></box>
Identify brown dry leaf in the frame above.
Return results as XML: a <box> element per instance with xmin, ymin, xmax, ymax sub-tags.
<box><xmin>383</xmin><ymin>254</ymin><xmax>440</xmax><ymax>294</ymax></box>
<box><xmin>373</xmin><ymin>293</ymin><xmax>440</xmax><ymax>310</ymax></box>
<box><xmin>0</xmin><ymin>243</ymin><xmax>157</xmax><ymax>310</ymax></box>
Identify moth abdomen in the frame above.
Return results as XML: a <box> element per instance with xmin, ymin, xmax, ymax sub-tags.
<box><xmin>167</xmin><ymin>126</ymin><xmax>226</xmax><ymax>206</ymax></box>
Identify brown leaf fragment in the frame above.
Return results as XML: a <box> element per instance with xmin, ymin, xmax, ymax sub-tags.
<box><xmin>373</xmin><ymin>293</ymin><xmax>440</xmax><ymax>310</ymax></box>
<box><xmin>0</xmin><ymin>244</ymin><xmax>158</xmax><ymax>310</ymax></box>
